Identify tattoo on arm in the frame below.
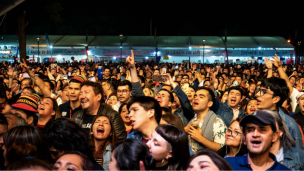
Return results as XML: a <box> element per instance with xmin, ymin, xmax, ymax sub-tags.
<box><xmin>30</xmin><ymin>75</ymin><xmax>37</xmax><ymax>82</ymax></box>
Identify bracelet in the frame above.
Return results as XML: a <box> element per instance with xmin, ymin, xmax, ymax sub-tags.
<box><xmin>9</xmin><ymin>76</ymin><xmax>13</xmax><ymax>78</ymax></box>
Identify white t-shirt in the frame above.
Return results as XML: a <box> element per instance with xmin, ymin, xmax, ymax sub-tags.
<box><xmin>290</xmin><ymin>87</ymin><xmax>300</xmax><ymax>112</ymax></box>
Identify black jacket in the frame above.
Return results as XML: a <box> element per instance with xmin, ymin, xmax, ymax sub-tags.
<box><xmin>73</xmin><ymin>103</ymin><xmax>127</xmax><ymax>143</ymax></box>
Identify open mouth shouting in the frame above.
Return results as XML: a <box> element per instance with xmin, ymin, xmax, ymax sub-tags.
<box><xmin>96</xmin><ymin>127</ymin><xmax>105</xmax><ymax>134</ymax></box>
<box><xmin>250</xmin><ymin>139</ymin><xmax>262</xmax><ymax>148</ymax></box>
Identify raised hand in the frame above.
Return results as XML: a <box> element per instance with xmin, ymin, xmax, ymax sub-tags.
<box><xmin>7</xmin><ymin>66</ymin><xmax>13</xmax><ymax>76</ymax></box>
<box><xmin>126</xmin><ymin>50</ymin><xmax>135</xmax><ymax>68</ymax></box>
<box><xmin>264</xmin><ymin>58</ymin><xmax>273</xmax><ymax>69</ymax></box>
<box><xmin>271</xmin><ymin>54</ymin><xmax>281</xmax><ymax>68</ymax></box>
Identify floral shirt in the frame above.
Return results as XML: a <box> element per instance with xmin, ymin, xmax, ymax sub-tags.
<box><xmin>189</xmin><ymin>115</ymin><xmax>227</xmax><ymax>152</ymax></box>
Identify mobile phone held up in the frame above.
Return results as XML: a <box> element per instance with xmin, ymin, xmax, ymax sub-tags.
<box><xmin>152</xmin><ymin>75</ymin><xmax>166</xmax><ymax>82</ymax></box>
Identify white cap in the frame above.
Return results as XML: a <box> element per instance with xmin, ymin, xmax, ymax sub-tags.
<box><xmin>296</xmin><ymin>92</ymin><xmax>304</xmax><ymax>100</ymax></box>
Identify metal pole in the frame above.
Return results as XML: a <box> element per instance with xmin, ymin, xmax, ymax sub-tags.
<box><xmin>203</xmin><ymin>39</ymin><xmax>205</xmax><ymax>64</ymax></box>
<box><xmin>37</xmin><ymin>38</ymin><xmax>39</xmax><ymax>63</ymax></box>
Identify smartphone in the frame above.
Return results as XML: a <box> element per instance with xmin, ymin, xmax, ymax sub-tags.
<box><xmin>152</xmin><ymin>75</ymin><xmax>166</xmax><ymax>82</ymax></box>
<box><xmin>298</xmin><ymin>73</ymin><xmax>302</xmax><ymax>76</ymax></box>
<box><xmin>63</xmin><ymin>75</ymin><xmax>68</xmax><ymax>80</ymax></box>
<box><xmin>162</xmin><ymin>67</ymin><xmax>167</xmax><ymax>74</ymax></box>
<box><xmin>121</xmin><ymin>76</ymin><xmax>125</xmax><ymax>81</ymax></box>
<box><xmin>233</xmin><ymin>81</ymin><xmax>239</xmax><ymax>86</ymax></box>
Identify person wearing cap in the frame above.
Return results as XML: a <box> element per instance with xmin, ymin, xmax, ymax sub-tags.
<box><xmin>225</xmin><ymin>110</ymin><xmax>290</xmax><ymax>170</ymax></box>
<box><xmin>10</xmin><ymin>94</ymin><xmax>39</xmax><ymax>126</ymax></box>
<box><xmin>291</xmin><ymin>92</ymin><xmax>304</xmax><ymax>137</ymax></box>
<box><xmin>59</xmin><ymin>75</ymin><xmax>85</xmax><ymax>119</ymax></box>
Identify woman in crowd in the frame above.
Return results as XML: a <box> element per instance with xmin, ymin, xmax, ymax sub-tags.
<box><xmin>187</xmin><ymin>85</ymin><xmax>196</xmax><ymax>105</ymax></box>
<box><xmin>160</xmin><ymin>114</ymin><xmax>184</xmax><ymax>130</ymax></box>
<box><xmin>143</xmin><ymin>87</ymin><xmax>155</xmax><ymax>98</ymax></box>
<box><xmin>146</xmin><ymin>124</ymin><xmax>190</xmax><ymax>170</ymax></box>
<box><xmin>217</xmin><ymin>76</ymin><xmax>227</xmax><ymax>93</ymax></box>
<box><xmin>37</xmin><ymin>97</ymin><xmax>61</xmax><ymax>129</ymax></box>
<box><xmin>217</xmin><ymin>118</ymin><xmax>247</xmax><ymax>158</ymax></box>
<box><xmin>187</xmin><ymin>149</ymin><xmax>232</xmax><ymax>171</ymax></box>
<box><xmin>267</xmin><ymin>110</ymin><xmax>304</xmax><ymax>170</ymax></box>
<box><xmin>108</xmin><ymin>138</ymin><xmax>151</xmax><ymax>171</ymax></box>
<box><xmin>244</xmin><ymin>98</ymin><xmax>258</xmax><ymax>115</ymax></box>
<box><xmin>246</xmin><ymin>81</ymin><xmax>256</xmax><ymax>98</ymax></box>
<box><xmin>53</xmin><ymin>150</ymin><xmax>95</xmax><ymax>171</ymax></box>
<box><xmin>118</xmin><ymin>103</ymin><xmax>132</xmax><ymax>134</ymax></box>
<box><xmin>220</xmin><ymin>91</ymin><xmax>228</xmax><ymax>103</ymax></box>
<box><xmin>3</xmin><ymin>126</ymin><xmax>52</xmax><ymax>166</ymax></box>
<box><xmin>91</xmin><ymin>115</ymin><xmax>117</xmax><ymax>170</ymax></box>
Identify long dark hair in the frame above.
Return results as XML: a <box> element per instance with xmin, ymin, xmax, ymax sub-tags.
<box><xmin>155</xmin><ymin>124</ymin><xmax>190</xmax><ymax>170</ymax></box>
<box><xmin>187</xmin><ymin>149</ymin><xmax>233</xmax><ymax>170</ymax></box>
<box><xmin>113</xmin><ymin>138</ymin><xmax>151</xmax><ymax>170</ymax></box>
<box><xmin>90</xmin><ymin>115</ymin><xmax>118</xmax><ymax>167</ymax></box>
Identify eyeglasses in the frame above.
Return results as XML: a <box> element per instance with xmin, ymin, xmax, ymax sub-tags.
<box><xmin>225</xmin><ymin>128</ymin><xmax>243</xmax><ymax>137</ymax></box>
<box><xmin>255</xmin><ymin>88</ymin><xmax>274</xmax><ymax>96</ymax></box>
<box><xmin>117</xmin><ymin>90</ymin><xmax>129</xmax><ymax>94</ymax></box>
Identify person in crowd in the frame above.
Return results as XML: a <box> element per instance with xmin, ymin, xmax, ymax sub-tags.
<box><xmin>187</xmin><ymin>148</ymin><xmax>233</xmax><ymax>171</ymax></box>
<box><xmin>20</xmin><ymin>87</ymin><xmax>36</xmax><ymax>96</ymax></box>
<box><xmin>3</xmin><ymin>126</ymin><xmax>52</xmax><ymax>166</ymax></box>
<box><xmin>160</xmin><ymin>113</ymin><xmax>184</xmax><ymax>130</ymax></box>
<box><xmin>255</xmin><ymin>75</ymin><xmax>303</xmax><ymax>149</ymax></box>
<box><xmin>127</xmin><ymin>96</ymin><xmax>161</xmax><ymax>143</ymax></box>
<box><xmin>108</xmin><ymin>138</ymin><xmax>151</xmax><ymax>171</ymax></box>
<box><xmin>106</xmin><ymin>94</ymin><xmax>120</xmax><ymax>112</ymax></box>
<box><xmin>90</xmin><ymin>115</ymin><xmax>117</xmax><ymax>170</ymax></box>
<box><xmin>59</xmin><ymin>75</ymin><xmax>85</xmax><ymax>119</ymax></box>
<box><xmin>117</xmin><ymin>80</ymin><xmax>132</xmax><ymax>104</ymax></box>
<box><xmin>187</xmin><ymin>85</ymin><xmax>196</xmax><ymax>105</ymax></box>
<box><xmin>3</xmin><ymin>113</ymin><xmax>27</xmax><ymax>130</ymax></box>
<box><xmin>225</xmin><ymin>110</ymin><xmax>290</xmax><ymax>170</ymax></box>
<box><xmin>53</xmin><ymin>150</ymin><xmax>95</xmax><ymax>171</ymax></box>
<box><xmin>0</xmin><ymin>88</ymin><xmax>10</xmax><ymax>115</ymax></box>
<box><xmin>103</xmin><ymin>67</ymin><xmax>111</xmax><ymax>79</ymax></box>
<box><xmin>292</xmin><ymin>92</ymin><xmax>304</xmax><ymax>135</ymax></box>
<box><xmin>143</xmin><ymin>87</ymin><xmax>155</xmax><ymax>98</ymax></box>
<box><xmin>185</xmin><ymin>87</ymin><xmax>226</xmax><ymax>153</ymax></box>
<box><xmin>245</xmin><ymin>98</ymin><xmax>258</xmax><ymax>115</ymax></box>
<box><xmin>10</xmin><ymin>94</ymin><xmax>39</xmax><ymax>126</ymax></box>
<box><xmin>60</xmin><ymin>83</ymin><xmax>70</xmax><ymax>104</ymax></box>
<box><xmin>43</xmin><ymin>118</ymin><xmax>93</xmax><ymax>161</ymax></box>
<box><xmin>118</xmin><ymin>103</ymin><xmax>132</xmax><ymax>134</ymax></box>
<box><xmin>72</xmin><ymin>81</ymin><xmax>126</xmax><ymax>142</ymax></box>
<box><xmin>146</xmin><ymin>124</ymin><xmax>190</xmax><ymax>170</ymax></box>
<box><xmin>217</xmin><ymin>118</ymin><xmax>247</xmax><ymax>158</ymax></box>
<box><xmin>101</xmin><ymin>79</ymin><xmax>116</xmax><ymax>102</ymax></box>
<box><xmin>264</xmin><ymin>110</ymin><xmax>304</xmax><ymax>170</ymax></box>
<box><xmin>220</xmin><ymin>90</ymin><xmax>228</xmax><ymax>103</ymax></box>
<box><xmin>210</xmin><ymin>71</ymin><xmax>244</xmax><ymax>127</ymax></box>
<box><xmin>37</xmin><ymin>97</ymin><xmax>61</xmax><ymax>129</ymax></box>
<box><xmin>6</xmin><ymin>158</ymin><xmax>52</xmax><ymax>170</ymax></box>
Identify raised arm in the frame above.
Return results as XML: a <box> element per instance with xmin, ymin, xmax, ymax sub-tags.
<box><xmin>272</xmin><ymin>54</ymin><xmax>293</xmax><ymax>96</ymax></box>
<box><xmin>20</xmin><ymin>59</ymin><xmax>51</xmax><ymax>97</ymax></box>
<box><xmin>126</xmin><ymin>50</ymin><xmax>144</xmax><ymax>97</ymax></box>
<box><xmin>264</xmin><ymin>58</ymin><xmax>273</xmax><ymax>78</ymax></box>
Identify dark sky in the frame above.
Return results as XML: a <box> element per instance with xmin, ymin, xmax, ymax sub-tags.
<box><xmin>1</xmin><ymin>0</ymin><xmax>303</xmax><ymax>42</ymax></box>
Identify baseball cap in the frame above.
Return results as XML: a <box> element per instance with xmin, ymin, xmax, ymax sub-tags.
<box><xmin>70</xmin><ymin>75</ymin><xmax>86</xmax><ymax>83</ymax></box>
<box><xmin>240</xmin><ymin>110</ymin><xmax>277</xmax><ymax>132</ymax></box>
<box><xmin>296</xmin><ymin>92</ymin><xmax>304</xmax><ymax>100</ymax></box>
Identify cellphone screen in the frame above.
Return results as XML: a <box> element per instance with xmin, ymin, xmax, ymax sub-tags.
<box><xmin>90</xmin><ymin>77</ymin><xmax>96</xmax><ymax>82</ymax></box>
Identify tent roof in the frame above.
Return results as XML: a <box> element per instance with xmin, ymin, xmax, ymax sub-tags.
<box><xmin>0</xmin><ymin>35</ymin><xmax>294</xmax><ymax>48</ymax></box>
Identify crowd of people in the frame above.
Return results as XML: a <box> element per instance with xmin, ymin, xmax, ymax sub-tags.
<box><xmin>0</xmin><ymin>51</ymin><xmax>304</xmax><ymax>170</ymax></box>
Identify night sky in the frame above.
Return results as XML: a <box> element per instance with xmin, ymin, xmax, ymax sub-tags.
<box><xmin>0</xmin><ymin>0</ymin><xmax>303</xmax><ymax>50</ymax></box>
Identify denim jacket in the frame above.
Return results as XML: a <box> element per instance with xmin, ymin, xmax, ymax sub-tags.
<box><xmin>102</xmin><ymin>143</ymin><xmax>112</xmax><ymax>171</ymax></box>
<box><xmin>211</xmin><ymin>98</ymin><xmax>244</xmax><ymax>127</ymax></box>
<box><xmin>173</xmin><ymin>86</ymin><xmax>195</xmax><ymax>126</ymax></box>
<box><xmin>279</xmin><ymin>108</ymin><xmax>304</xmax><ymax>150</ymax></box>
<box><xmin>281</xmin><ymin>147</ymin><xmax>304</xmax><ymax>170</ymax></box>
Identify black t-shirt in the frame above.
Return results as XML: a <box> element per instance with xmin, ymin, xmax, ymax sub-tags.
<box><xmin>291</xmin><ymin>112</ymin><xmax>304</xmax><ymax>134</ymax></box>
<box><xmin>59</xmin><ymin>101</ymin><xmax>82</xmax><ymax>119</ymax></box>
<box><xmin>81</xmin><ymin>113</ymin><xmax>96</xmax><ymax>134</ymax></box>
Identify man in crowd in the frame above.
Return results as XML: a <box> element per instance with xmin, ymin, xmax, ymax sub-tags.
<box><xmin>72</xmin><ymin>81</ymin><xmax>126</xmax><ymax>142</ymax></box>
<box><xmin>117</xmin><ymin>80</ymin><xmax>132</xmax><ymax>104</ymax></box>
<box><xmin>185</xmin><ymin>87</ymin><xmax>226</xmax><ymax>153</ymax></box>
<box><xmin>225</xmin><ymin>110</ymin><xmax>289</xmax><ymax>170</ymax></box>
<box><xmin>59</xmin><ymin>75</ymin><xmax>85</xmax><ymax>119</ymax></box>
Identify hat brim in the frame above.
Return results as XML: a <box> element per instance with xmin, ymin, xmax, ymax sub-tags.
<box><xmin>11</xmin><ymin>103</ymin><xmax>38</xmax><ymax>113</ymax></box>
<box><xmin>240</xmin><ymin>115</ymin><xmax>271</xmax><ymax>128</ymax></box>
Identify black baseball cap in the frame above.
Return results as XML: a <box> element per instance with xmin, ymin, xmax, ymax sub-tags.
<box><xmin>240</xmin><ymin>110</ymin><xmax>277</xmax><ymax>132</ymax></box>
